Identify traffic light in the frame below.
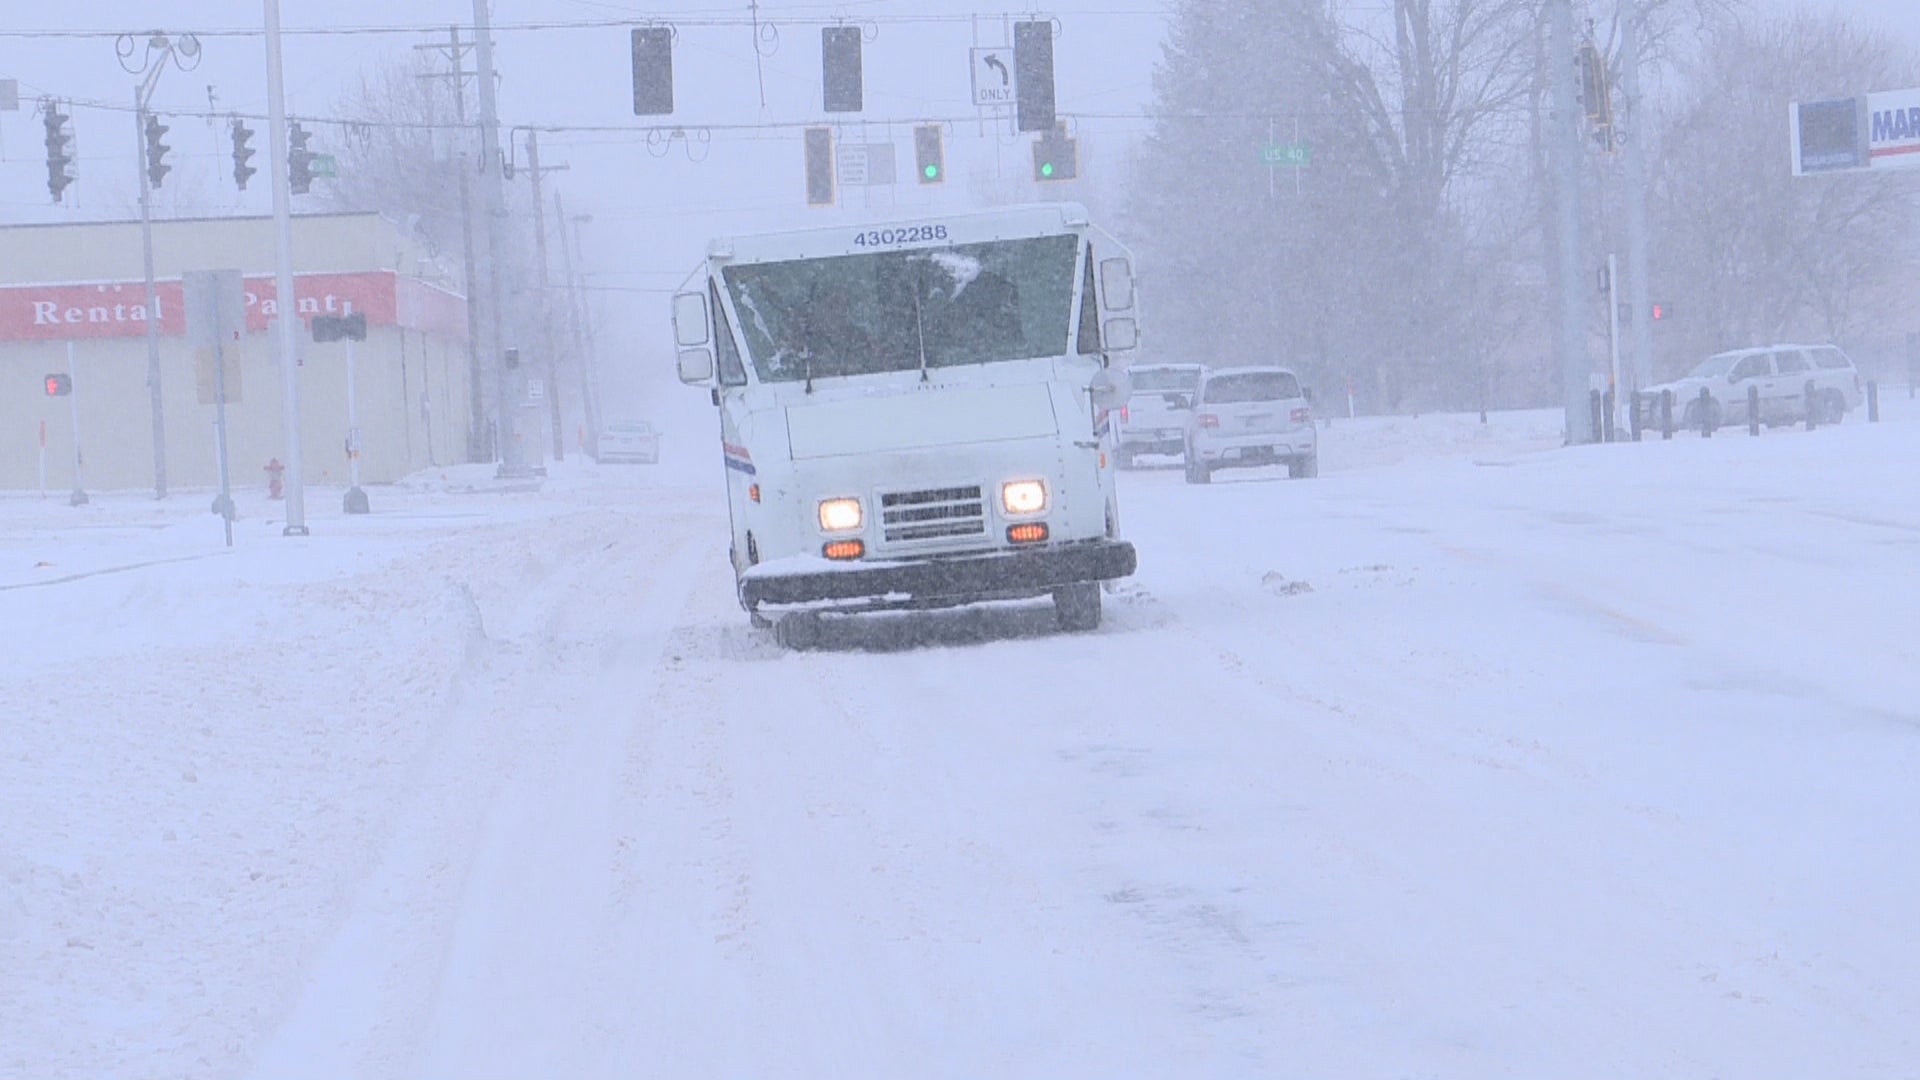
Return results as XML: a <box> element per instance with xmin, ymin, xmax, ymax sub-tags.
<box><xmin>631</xmin><ymin>27</ymin><xmax>674</xmax><ymax>116</ymax></box>
<box><xmin>44</xmin><ymin>373</ymin><xmax>72</xmax><ymax>397</ymax></box>
<box><xmin>1013</xmin><ymin>20</ymin><xmax>1056</xmax><ymax>133</ymax></box>
<box><xmin>1033</xmin><ymin>126</ymin><xmax>1077</xmax><ymax>182</ymax></box>
<box><xmin>143</xmin><ymin>112</ymin><xmax>172</xmax><ymax>188</ymax></box>
<box><xmin>803</xmin><ymin>126</ymin><xmax>835</xmax><ymax>207</ymax></box>
<box><xmin>1651</xmin><ymin>301</ymin><xmax>1671</xmax><ymax>322</ymax></box>
<box><xmin>822</xmin><ymin>26</ymin><xmax>862</xmax><ymax>113</ymax></box>
<box><xmin>231</xmin><ymin>119</ymin><xmax>257</xmax><ymax>190</ymax></box>
<box><xmin>43</xmin><ymin>102</ymin><xmax>75</xmax><ymax>203</ymax></box>
<box><xmin>914</xmin><ymin>124</ymin><xmax>944</xmax><ymax>184</ymax></box>
<box><xmin>1577</xmin><ymin>42</ymin><xmax>1613</xmax><ymax>150</ymax></box>
<box><xmin>288</xmin><ymin>121</ymin><xmax>313</xmax><ymax>195</ymax></box>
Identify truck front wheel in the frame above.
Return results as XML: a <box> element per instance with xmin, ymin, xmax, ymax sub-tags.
<box><xmin>1053</xmin><ymin>582</ymin><xmax>1103</xmax><ymax>632</ymax></box>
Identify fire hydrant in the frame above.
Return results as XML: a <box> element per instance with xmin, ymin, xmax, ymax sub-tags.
<box><xmin>265</xmin><ymin>457</ymin><xmax>285</xmax><ymax>499</ymax></box>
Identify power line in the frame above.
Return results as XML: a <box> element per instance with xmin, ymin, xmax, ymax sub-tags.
<box><xmin>0</xmin><ymin>10</ymin><xmax>1174</xmax><ymax>40</ymax></box>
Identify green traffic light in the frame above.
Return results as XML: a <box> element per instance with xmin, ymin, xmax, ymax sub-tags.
<box><xmin>924</xmin><ymin>164</ymin><xmax>940</xmax><ymax>180</ymax></box>
<box><xmin>1041</xmin><ymin>162</ymin><xmax>1054</xmax><ymax>178</ymax></box>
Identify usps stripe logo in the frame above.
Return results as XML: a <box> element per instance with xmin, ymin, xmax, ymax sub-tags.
<box><xmin>722</xmin><ymin>442</ymin><xmax>756</xmax><ymax>476</ymax></box>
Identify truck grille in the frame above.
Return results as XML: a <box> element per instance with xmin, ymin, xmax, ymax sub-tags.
<box><xmin>881</xmin><ymin>485</ymin><xmax>986</xmax><ymax>543</ymax></box>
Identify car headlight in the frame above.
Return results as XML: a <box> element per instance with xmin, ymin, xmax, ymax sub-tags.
<box><xmin>817</xmin><ymin>497</ymin><xmax>864</xmax><ymax>532</ymax></box>
<box><xmin>1001</xmin><ymin>479</ymin><xmax>1047</xmax><ymax>516</ymax></box>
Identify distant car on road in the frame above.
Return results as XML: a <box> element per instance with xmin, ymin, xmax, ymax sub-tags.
<box><xmin>1116</xmin><ymin>363</ymin><xmax>1205</xmax><ymax>467</ymax></box>
<box><xmin>1185</xmin><ymin>366</ymin><xmax>1317</xmax><ymax>483</ymax></box>
<box><xmin>1650</xmin><ymin>344</ymin><xmax>1864</xmax><ymax>430</ymax></box>
<box><xmin>598</xmin><ymin>421</ymin><xmax>660</xmax><ymax>464</ymax></box>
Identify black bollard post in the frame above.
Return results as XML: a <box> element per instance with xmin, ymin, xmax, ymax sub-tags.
<box><xmin>1868</xmin><ymin>380</ymin><xmax>1880</xmax><ymax>422</ymax></box>
<box><xmin>1698</xmin><ymin>386</ymin><xmax>1714</xmax><ymax>437</ymax></box>
<box><xmin>1603</xmin><ymin>389</ymin><xmax>1617</xmax><ymax>443</ymax></box>
<box><xmin>1589</xmin><ymin>389</ymin><xmax>1604</xmax><ymax>444</ymax></box>
<box><xmin>1630</xmin><ymin>392</ymin><xmax>1645</xmax><ymax>442</ymax></box>
<box><xmin>1662</xmin><ymin>389</ymin><xmax>1674</xmax><ymax>440</ymax></box>
<box><xmin>1748</xmin><ymin>384</ymin><xmax>1761</xmax><ymax>437</ymax></box>
<box><xmin>1805</xmin><ymin>379</ymin><xmax>1818</xmax><ymax>431</ymax></box>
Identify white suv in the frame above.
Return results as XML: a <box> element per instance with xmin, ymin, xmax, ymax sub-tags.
<box><xmin>1649</xmin><ymin>344</ymin><xmax>1865</xmax><ymax>429</ymax></box>
<box><xmin>1184</xmin><ymin>366</ymin><xmax>1318</xmax><ymax>483</ymax></box>
<box><xmin>1116</xmin><ymin>363</ymin><xmax>1205</xmax><ymax>466</ymax></box>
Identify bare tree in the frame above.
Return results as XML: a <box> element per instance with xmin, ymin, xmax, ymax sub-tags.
<box><xmin>1648</xmin><ymin>8</ymin><xmax>1920</xmax><ymax>368</ymax></box>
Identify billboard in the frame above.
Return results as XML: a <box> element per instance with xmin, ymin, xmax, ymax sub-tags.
<box><xmin>1791</xmin><ymin>86</ymin><xmax>1920</xmax><ymax>176</ymax></box>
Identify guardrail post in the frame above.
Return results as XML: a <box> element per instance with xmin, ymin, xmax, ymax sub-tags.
<box><xmin>1805</xmin><ymin>379</ymin><xmax>1818</xmax><ymax>431</ymax></box>
<box><xmin>1698</xmin><ymin>387</ymin><xmax>1714</xmax><ymax>437</ymax></box>
<box><xmin>1661</xmin><ymin>389</ymin><xmax>1674</xmax><ymax>440</ymax></box>
<box><xmin>1868</xmin><ymin>380</ymin><xmax>1880</xmax><ymax>422</ymax></box>
<box><xmin>1748</xmin><ymin>384</ymin><xmax>1760</xmax><ymax>436</ymax></box>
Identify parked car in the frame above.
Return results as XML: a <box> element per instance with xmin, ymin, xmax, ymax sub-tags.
<box><xmin>598</xmin><ymin>421</ymin><xmax>660</xmax><ymax>464</ymax></box>
<box><xmin>1184</xmin><ymin>366</ymin><xmax>1317</xmax><ymax>483</ymax></box>
<box><xmin>1649</xmin><ymin>344</ymin><xmax>1864</xmax><ymax>430</ymax></box>
<box><xmin>1116</xmin><ymin>363</ymin><xmax>1206</xmax><ymax>466</ymax></box>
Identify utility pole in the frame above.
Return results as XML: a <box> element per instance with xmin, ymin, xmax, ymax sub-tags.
<box><xmin>1548</xmin><ymin>0</ymin><xmax>1592</xmax><ymax>444</ymax></box>
<box><xmin>1621</xmin><ymin>2</ymin><xmax>1655</xmax><ymax>397</ymax></box>
<box><xmin>263</xmin><ymin>0</ymin><xmax>308</xmax><ymax>534</ymax></box>
<box><xmin>120</xmin><ymin>31</ymin><xmax>202</xmax><ymax>499</ymax></box>
<box><xmin>472</xmin><ymin>0</ymin><xmax>531</xmax><ymax>479</ymax></box>
<box><xmin>555</xmin><ymin>193</ymin><xmax>601</xmax><ymax>453</ymax></box>
<box><xmin>523</xmin><ymin>130</ymin><xmax>568</xmax><ymax>461</ymax></box>
<box><xmin>416</xmin><ymin>25</ymin><xmax>490</xmax><ymax>463</ymax></box>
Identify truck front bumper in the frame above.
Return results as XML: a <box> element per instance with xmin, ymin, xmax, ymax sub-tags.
<box><xmin>742</xmin><ymin>539</ymin><xmax>1137</xmax><ymax>609</ymax></box>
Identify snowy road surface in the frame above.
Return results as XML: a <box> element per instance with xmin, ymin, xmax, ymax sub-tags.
<box><xmin>5</xmin><ymin>405</ymin><xmax>1919</xmax><ymax>1079</ymax></box>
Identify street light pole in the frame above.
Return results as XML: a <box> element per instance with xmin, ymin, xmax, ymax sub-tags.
<box><xmin>472</xmin><ymin>0</ymin><xmax>531</xmax><ymax>479</ymax></box>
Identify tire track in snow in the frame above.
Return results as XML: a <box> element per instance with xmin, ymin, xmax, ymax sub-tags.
<box><xmin>241</xmin><ymin>509</ymin><xmax>708</xmax><ymax>1080</ymax></box>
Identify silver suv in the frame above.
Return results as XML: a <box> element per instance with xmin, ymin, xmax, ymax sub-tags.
<box><xmin>1649</xmin><ymin>344</ymin><xmax>1865</xmax><ymax>429</ymax></box>
<box><xmin>1116</xmin><ymin>363</ymin><xmax>1205</xmax><ymax>467</ymax></box>
<box><xmin>1184</xmin><ymin>366</ymin><xmax>1318</xmax><ymax>483</ymax></box>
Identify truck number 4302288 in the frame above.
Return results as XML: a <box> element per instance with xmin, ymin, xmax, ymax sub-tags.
<box><xmin>852</xmin><ymin>225</ymin><xmax>949</xmax><ymax>247</ymax></box>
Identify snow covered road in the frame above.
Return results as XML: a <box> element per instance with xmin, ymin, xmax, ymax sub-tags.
<box><xmin>5</xmin><ymin>405</ymin><xmax>1919</xmax><ymax>1079</ymax></box>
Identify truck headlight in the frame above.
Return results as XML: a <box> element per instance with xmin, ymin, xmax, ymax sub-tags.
<box><xmin>1001</xmin><ymin>479</ymin><xmax>1047</xmax><ymax>516</ymax></box>
<box><xmin>817</xmin><ymin>497</ymin><xmax>863</xmax><ymax>532</ymax></box>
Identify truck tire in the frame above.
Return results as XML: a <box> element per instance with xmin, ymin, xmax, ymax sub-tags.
<box><xmin>1053</xmin><ymin>582</ymin><xmax>1102</xmax><ymax>632</ymax></box>
<box><xmin>1289</xmin><ymin>453</ymin><xmax>1319</xmax><ymax>479</ymax></box>
<box><xmin>1184</xmin><ymin>451</ymin><xmax>1211</xmax><ymax>485</ymax></box>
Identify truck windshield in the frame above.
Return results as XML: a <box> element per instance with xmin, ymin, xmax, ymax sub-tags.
<box><xmin>722</xmin><ymin>234</ymin><xmax>1078</xmax><ymax>383</ymax></box>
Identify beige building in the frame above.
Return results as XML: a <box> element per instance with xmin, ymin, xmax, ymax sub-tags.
<box><xmin>0</xmin><ymin>212</ymin><xmax>475</xmax><ymax>493</ymax></box>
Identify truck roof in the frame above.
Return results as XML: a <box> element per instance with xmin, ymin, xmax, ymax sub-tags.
<box><xmin>705</xmin><ymin>202</ymin><xmax>1093</xmax><ymax>266</ymax></box>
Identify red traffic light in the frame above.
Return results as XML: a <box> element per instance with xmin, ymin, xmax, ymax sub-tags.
<box><xmin>1651</xmin><ymin>302</ymin><xmax>1668</xmax><ymax>321</ymax></box>
<box><xmin>44</xmin><ymin>373</ymin><xmax>71</xmax><ymax>396</ymax></box>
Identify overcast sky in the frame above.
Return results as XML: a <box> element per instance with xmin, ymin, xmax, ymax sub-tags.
<box><xmin>3</xmin><ymin>1</ymin><xmax>1918</xmax><ymax>409</ymax></box>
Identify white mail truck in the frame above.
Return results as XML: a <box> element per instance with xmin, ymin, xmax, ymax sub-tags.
<box><xmin>671</xmin><ymin>203</ymin><xmax>1141</xmax><ymax>644</ymax></box>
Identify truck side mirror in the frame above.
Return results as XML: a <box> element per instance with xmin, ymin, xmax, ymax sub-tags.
<box><xmin>1098</xmin><ymin>258</ymin><xmax>1135</xmax><ymax>312</ymax></box>
<box><xmin>678</xmin><ymin>347</ymin><xmax>716</xmax><ymax>385</ymax></box>
<box><xmin>672</xmin><ymin>291</ymin><xmax>711</xmax><ymax>348</ymax></box>
<box><xmin>1102</xmin><ymin>316</ymin><xmax>1138</xmax><ymax>353</ymax></box>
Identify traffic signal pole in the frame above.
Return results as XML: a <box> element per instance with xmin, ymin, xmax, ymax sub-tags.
<box><xmin>1548</xmin><ymin>0</ymin><xmax>1593</xmax><ymax>444</ymax></box>
<box><xmin>263</xmin><ymin>0</ymin><xmax>308</xmax><ymax>535</ymax></box>
<box><xmin>134</xmin><ymin>87</ymin><xmax>168</xmax><ymax>499</ymax></box>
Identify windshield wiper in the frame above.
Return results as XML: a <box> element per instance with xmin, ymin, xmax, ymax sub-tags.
<box><xmin>913</xmin><ymin>265</ymin><xmax>930</xmax><ymax>382</ymax></box>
